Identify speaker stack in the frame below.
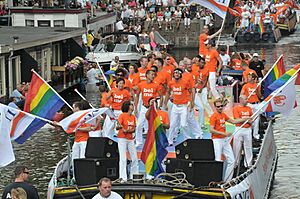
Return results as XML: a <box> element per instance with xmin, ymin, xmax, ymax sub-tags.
<box><xmin>74</xmin><ymin>137</ymin><xmax>119</xmax><ymax>186</ymax></box>
<box><xmin>165</xmin><ymin>139</ymin><xmax>223</xmax><ymax>187</ymax></box>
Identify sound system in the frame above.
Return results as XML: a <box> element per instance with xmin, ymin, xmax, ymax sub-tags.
<box><xmin>175</xmin><ymin>139</ymin><xmax>215</xmax><ymax>160</ymax></box>
<box><xmin>165</xmin><ymin>158</ymin><xmax>223</xmax><ymax>187</ymax></box>
<box><xmin>85</xmin><ymin>137</ymin><xmax>119</xmax><ymax>159</ymax></box>
<box><xmin>74</xmin><ymin>158</ymin><xmax>119</xmax><ymax>186</ymax></box>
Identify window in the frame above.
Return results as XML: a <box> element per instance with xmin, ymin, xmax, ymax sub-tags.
<box><xmin>54</xmin><ymin>20</ymin><xmax>65</xmax><ymax>27</ymax></box>
<box><xmin>52</xmin><ymin>44</ymin><xmax>61</xmax><ymax>66</ymax></box>
<box><xmin>25</xmin><ymin>20</ymin><xmax>34</xmax><ymax>27</ymax></box>
<box><xmin>8</xmin><ymin>56</ymin><xmax>21</xmax><ymax>95</ymax></box>
<box><xmin>0</xmin><ymin>57</ymin><xmax>6</xmax><ymax>97</ymax></box>
<box><xmin>38</xmin><ymin>20</ymin><xmax>51</xmax><ymax>27</ymax></box>
<box><xmin>42</xmin><ymin>48</ymin><xmax>51</xmax><ymax>81</ymax></box>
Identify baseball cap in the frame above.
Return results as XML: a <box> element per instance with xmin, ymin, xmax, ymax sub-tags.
<box><xmin>253</xmin><ymin>53</ymin><xmax>259</xmax><ymax>57</ymax></box>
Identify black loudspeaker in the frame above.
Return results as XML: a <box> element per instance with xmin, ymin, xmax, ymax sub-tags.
<box><xmin>85</xmin><ymin>137</ymin><xmax>119</xmax><ymax>159</ymax></box>
<box><xmin>166</xmin><ymin>158</ymin><xmax>223</xmax><ymax>187</ymax></box>
<box><xmin>175</xmin><ymin>139</ymin><xmax>215</xmax><ymax>160</ymax></box>
<box><xmin>74</xmin><ymin>158</ymin><xmax>119</xmax><ymax>186</ymax></box>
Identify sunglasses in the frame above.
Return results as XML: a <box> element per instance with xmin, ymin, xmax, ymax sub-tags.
<box><xmin>116</xmin><ymin>73</ymin><xmax>123</xmax><ymax>76</ymax></box>
<box><xmin>216</xmin><ymin>105</ymin><xmax>224</xmax><ymax>108</ymax></box>
<box><xmin>23</xmin><ymin>171</ymin><xmax>30</xmax><ymax>174</ymax></box>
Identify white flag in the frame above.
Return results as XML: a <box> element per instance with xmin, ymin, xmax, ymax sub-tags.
<box><xmin>0</xmin><ymin>104</ymin><xmax>15</xmax><ymax>167</ymax></box>
<box><xmin>266</xmin><ymin>78</ymin><xmax>297</xmax><ymax>116</ymax></box>
<box><xmin>189</xmin><ymin>0</ymin><xmax>230</xmax><ymax>19</ymax></box>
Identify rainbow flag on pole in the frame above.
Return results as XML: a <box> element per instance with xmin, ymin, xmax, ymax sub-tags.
<box><xmin>268</xmin><ymin>64</ymin><xmax>300</xmax><ymax>92</ymax></box>
<box><xmin>264</xmin><ymin>55</ymin><xmax>285</xmax><ymax>98</ymax></box>
<box><xmin>141</xmin><ymin>106</ymin><xmax>169</xmax><ymax>176</ymax></box>
<box><xmin>258</xmin><ymin>17</ymin><xmax>265</xmax><ymax>34</ymax></box>
<box><xmin>19</xmin><ymin>72</ymin><xmax>65</xmax><ymax>143</ymax></box>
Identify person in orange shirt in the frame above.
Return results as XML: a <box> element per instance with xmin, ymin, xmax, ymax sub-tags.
<box><xmin>116</xmin><ymin>100</ymin><xmax>139</xmax><ymax>181</ymax></box>
<box><xmin>205</xmin><ymin>39</ymin><xmax>222</xmax><ymax>99</ymax></box>
<box><xmin>110</xmin><ymin>68</ymin><xmax>132</xmax><ymax>91</ymax></box>
<box><xmin>102</xmin><ymin>78</ymin><xmax>131</xmax><ymax>137</ymax></box>
<box><xmin>194</xmin><ymin>55</ymin><xmax>212</xmax><ymax>128</ymax></box>
<box><xmin>153</xmin><ymin>58</ymin><xmax>172</xmax><ymax>96</ymax></box>
<box><xmin>233</xmin><ymin>95</ymin><xmax>254</xmax><ymax>168</ymax></box>
<box><xmin>241</xmin><ymin>61</ymin><xmax>257</xmax><ymax>84</ymax></box>
<box><xmin>136</xmin><ymin>56</ymin><xmax>149</xmax><ymax>84</ymax></box>
<box><xmin>210</xmin><ymin>98</ymin><xmax>250</xmax><ymax>182</ymax></box>
<box><xmin>146</xmin><ymin>53</ymin><xmax>156</xmax><ymax>69</ymax></box>
<box><xmin>240</xmin><ymin>73</ymin><xmax>262</xmax><ymax>140</ymax></box>
<box><xmin>162</xmin><ymin>55</ymin><xmax>175</xmax><ymax>75</ymax></box>
<box><xmin>164</xmin><ymin>68</ymin><xmax>194</xmax><ymax>145</ymax></box>
<box><xmin>134</xmin><ymin>70</ymin><xmax>162</xmax><ymax>147</ymax></box>
<box><xmin>128</xmin><ymin>64</ymin><xmax>139</xmax><ymax>87</ymax></box>
<box><xmin>68</xmin><ymin>101</ymin><xmax>95</xmax><ymax>162</ymax></box>
<box><xmin>198</xmin><ymin>25</ymin><xmax>222</xmax><ymax>56</ymax></box>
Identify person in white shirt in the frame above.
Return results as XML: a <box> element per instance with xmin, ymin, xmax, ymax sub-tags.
<box><xmin>254</xmin><ymin>4</ymin><xmax>262</xmax><ymax>25</ymax></box>
<box><xmin>219</xmin><ymin>47</ymin><xmax>231</xmax><ymax>69</ymax></box>
<box><xmin>92</xmin><ymin>178</ymin><xmax>123</xmax><ymax>199</ymax></box>
<box><xmin>116</xmin><ymin>19</ymin><xmax>124</xmax><ymax>31</ymax></box>
<box><xmin>86</xmin><ymin>64</ymin><xmax>100</xmax><ymax>92</ymax></box>
<box><xmin>240</xmin><ymin>9</ymin><xmax>251</xmax><ymax>29</ymax></box>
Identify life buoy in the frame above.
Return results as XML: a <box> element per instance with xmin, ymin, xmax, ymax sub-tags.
<box><xmin>262</xmin><ymin>33</ymin><xmax>270</xmax><ymax>41</ymax></box>
<box><xmin>253</xmin><ymin>32</ymin><xmax>261</xmax><ymax>42</ymax></box>
<box><xmin>243</xmin><ymin>32</ymin><xmax>253</xmax><ymax>42</ymax></box>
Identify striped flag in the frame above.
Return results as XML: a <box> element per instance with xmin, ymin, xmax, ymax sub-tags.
<box><xmin>189</xmin><ymin>0</ymin><xmax>230</xmax><ymax>19</ymax></box>
<box><xmin>258</xmin><ymin>17</ymin><xmax>265</xmax><ymax>34</ymax></box>
<box><xmin>141</xmin><ymin>106</ymin><xmax>169</xmax><ymax>176</ymax></box>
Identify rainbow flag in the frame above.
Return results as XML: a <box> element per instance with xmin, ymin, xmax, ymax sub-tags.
<box><xmin>268</xmin><ymin>64</ymin><xmax>300</xmax><ymax>92</ymax></box>
<box><xmin>258</xmin><ymin>17</ymin><xmax>265</xmax><ymax>34</ymax></box>
<box><xmin>264</xmin><ymin>56</ymin><xmax>285</xmax><ymax>98</ymax></box>
<box><xmin>141</xmin><ymin>106</ymin><xmax>169</xmax><ymax>176</ymax></box>
<box><xmin>19</xmin><ymin>72</ymin><xmax>65</xmax><ymax>143</ymax></box>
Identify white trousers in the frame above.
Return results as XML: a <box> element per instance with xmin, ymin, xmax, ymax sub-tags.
<box><xmin>187</xmin><ymin>109</ymin><xmax>203</xmax><ymax>139</ymax></box>
<box><xmin>233</xmin><ymin>127</ymin><xmax>253</xmax><ymax>167</ymax></box>
<box><xmin>208</xmin><ymin>72</ymin><xmax>220</xmax><ymax>99</ymax></box>
<box><xmin>168</xmin><ymin>104</ymin><xmax>188</xmax><ymax>145</ymax></box>
<box><xmin>72</xmin><ymin>141</ymin><xmax>87</xmax><ymax>160</ymax></box>
<box><xmin>184</xmin><ymin>17</ymin><xmax>191</xmax><ymax>26</ymax></box>
<box><xmin>194</xmin><ymin>87</ymin><xmax>213</xmax><ymax>126</ymax></box>
<box><xmin>213</xmin><ymin>138</ymin><xmax>235</xmax><ymax>182</ymax></box>
<box><xmin>248</xmin><ymin>103</ymin><xmax>260</xmax><ymax>139</ymax></box>
<box><xmin>118</xmin><ymin>138</ymin><xmax>139</xmax><ymax>181</ymax></box>
<box><xmin>254</xmin><ymin>16</ymin><xmax>261</xmax><ymax>25</ymax></box>
<box><xmin>102</xmin><ymin>110</ymin><xmax>122</xmax><ymax>137</ymax></box>
<box><xmin>135</xmin><ymin>105</ymin><xmax>148</xmax><ymax>146</ymax></box>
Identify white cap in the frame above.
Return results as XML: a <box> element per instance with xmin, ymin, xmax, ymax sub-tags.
<box><xmin>253</xmin><ymin>53</ymin><xmax>259</xmax><ymax>57</ymax></box>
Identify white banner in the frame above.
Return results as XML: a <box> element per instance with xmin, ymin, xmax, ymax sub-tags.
<box><xmin>189</xmin><ymin>0</ymin><xmax>230</xmax><ymax>19</ymax></box>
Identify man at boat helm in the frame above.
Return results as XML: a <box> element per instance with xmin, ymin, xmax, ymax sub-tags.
<box><xmin>210</xmin><ymin>98</ymin><xmax>251</xmax><ymax>182</ymax></box>
<box><xmin>92</xmin><ymin>177</ymin><xmax>122</xmax><ymax>199</ymax></box>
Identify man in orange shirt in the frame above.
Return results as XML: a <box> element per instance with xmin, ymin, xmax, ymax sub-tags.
<box><xmin>116</xmin><ymin>101</ymin><xmax>138</xmax><ymax>181</ymax></box>
<box><xmin>110</xmin><ymin>68</ymin><xmax>132</xmax><ymax>91</ymax></box>
<box><xmin>210</xmin><ymin>98</ymin><xmax>250</xmax><ymax>182</ymax></box>
<box><xmin>162</xmin><ymin>55</ymin><xmax>176</xmax><ymax>75</ymax></box>
<box><xmin>164</xmin><ymin>68</ymin><xmax>194</xmax><ymax>145</ymax></box>
<box><xmin>198</xmin><ymin>25</ymin><xmax>222</xmax><ymax>56</ymax></box>
<box><xmin>205</xmin><ymin>39</ymin><xmax>222</xmax><ymax>99</ymax></box>
<box><xmin>241</xmin><ymin>73</ymin><xmax>262</xmax><ymax>139</ymax></box>
<box><xmin>136</xmin><ymin>56</ymin><xmax>149</xmax><ymax>83</ymax></box>
<box><xmin>241</xmin><ymin>61</ymin><xmax>257</xmax><ymax>84</ymax></box>
<box><xmin>134</xmin><ymin>70</ymin><xmax>162</xmax><ymax>147</ymax></box>
<box><xmin>102</xmin><ymin>78</ymin><xmax>131</xmax><ymax>137</ymax></box>
<box><xmin>233</xmin><ymin>95</ymin><xmax>254</xmax><ymax>168</ymax></box>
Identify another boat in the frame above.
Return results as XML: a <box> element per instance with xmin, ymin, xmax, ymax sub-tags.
<box><xmin>85</xmin><ymin>32</ymin><xmax>143</xmax><ymax>70</ymax></box>
<box><xmin>276</xmin><ymin>11</ymin><xmax>297</xmax><ymax>33</ymax></box>
<box><xmin>234</xmin><ymin>26</ymin><xmax>281</xmax><ymax>43</ymax></box>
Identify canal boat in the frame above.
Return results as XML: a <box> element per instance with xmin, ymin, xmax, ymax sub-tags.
<box><xmin>233</xmin><ymin>26</ymin><xmax>281</xmax><ymax>43</ymax></box>
<box><xmin>47</xmin><ymin>80</ymin><xmax>278</xmax><ymax>199</ymax></box>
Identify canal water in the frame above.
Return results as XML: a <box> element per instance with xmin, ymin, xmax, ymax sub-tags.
<box><xmin>0</xmin><ymin>29</ymin><xmax>300</xmax><ymax>198</ymax></box>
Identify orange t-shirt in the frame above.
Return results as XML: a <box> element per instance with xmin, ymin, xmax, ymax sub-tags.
<box><xmin>117</xmin><ymin>113</ymin><xmax>136</xmax><ymax>140</ymax></box>
<box><xmin>128</xmin><ymin>73</ymin><xmax>139</xmax><ymax>87</ymax></box>
<box><xmin>75</xmin><ymin>123</ymin><xmax>91</xmax><ymax>142</ymax></box>
<box><xmin>168</xmin><ymin>79</ymin><xmax>191</xmax><ymax>105</ymax></box>
<box><xmin>205</xmin><ymin>49</ymin><xmax>219</xmax><ymax>72</ymax></box>
<box><xmin>169</xmin><ymin>56</ymin><xmax>176</xmax><ymax>66</ymax></box>
<box><xmin>241</xmin><ymin>82</ymin><xmax>260</xmax><ymax>103</ymax></box>
<box><xmin>101</xmin><ymin>92</ymin><xmax>111</xmax><ymax>107</ymax></box>
<box><xmin>182</xmin><ymin>72</ymin><xmax>195</xmax><ymax>87</ymax></box>
<box><xmin>147</xmin><ymin>62</ymin><xmax>153</xmax><ymax>69</ymax></box>
<box><xmin>242</xmin><ymin>69</ymin><xmax>257</xmax><ymax>82</ymax></box>
<box><xmin>199</xmin><ymin>33</ymin><xmax>208</xmax><ymax>56</ymax></box>
<box><xmin>233</xmin><ymin>105</ymin><xmax>253</xmax><ymax>128</ymax></box>
<box><xmin>137</xmin><ymin>67</ymin><xmax>149</xmax><ymax>82</ymax></box>
<box><xmin>157</xmin><ymin>110</ymin><xmax>169</xmax><ymax>126</ymax></box>
<box><xmin>210</xmin><ymin>112</ymin><xmax>230</xmax><ymax>139</ymax></box>
<box><xmin>197</xmin><ymin>67</ymin><xmax>209</xmax><ymax>89</ymax></box>
<box><xmin>154</xmin><ymin>71</ymin><xmax>172</xmax><ymax>95</ymax></box>
<box><xmin>162</xmin><ymin>64</ymin><xmax>175</xmax><ymax>75</ymax></box>
<box><xmin>138</xmin><ymin>81</ymin><xmax>160</xmax><ymax>106</ymax></box>
<box><xmin>231</xmin><ymin>59</ymin><xmax>243</xmax><ymax>70</ymax></box>
<box><xmin>109</xmin><ymin>88</ymin><xmax>131</xmax><ymax>110</ymax></box>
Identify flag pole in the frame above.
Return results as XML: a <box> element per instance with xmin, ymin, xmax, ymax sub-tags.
<box><xmin>247</xmin><ymin>54</ymin><xmax>283</xmax><ymax>100</ymax></box>
<box><xmin>91</xmin><ymin>53</ymin><xmax>112</xmax><ymax>90</ymax></box>
<box><xmin>74</xmin><ymin>88</ymin><xmax>95</xmax><ymax>109</ymax></box>
<box><xmin>0</xmin><ymin>103</ymin><xmax>54</xmax><ymax>124</ymax></box>
<box><xmin>216</xmin><ymin>11</ymin><xmax>228</xmax><ymax>49</ymax></box>
<box><xmin>31</xmin><ymin>69</ymin><xmax>73</xmax><ymax>110</ymax></box>
<box><xmin>228</xmin><ymin>71</ymin><xmax>299</xmax><ymax>140</ymax></box>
